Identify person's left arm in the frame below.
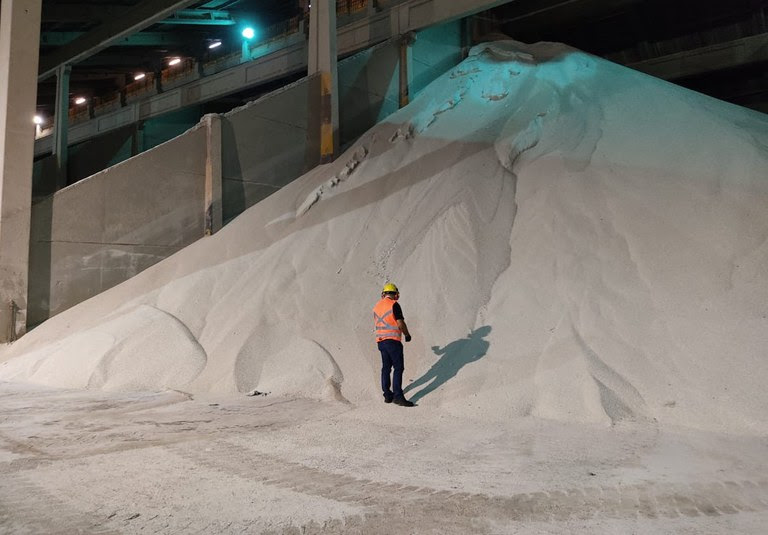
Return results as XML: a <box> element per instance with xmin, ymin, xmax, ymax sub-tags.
<box><xmin>393</xmin><ymin>303</ymin><xmax>411</xmax><ymax>342</ymax></box>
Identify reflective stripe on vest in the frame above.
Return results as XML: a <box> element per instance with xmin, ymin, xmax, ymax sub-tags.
<box><xmin>373</xmin><ymin>297</ymin><xmax>401</xmax><ymax>342</ymax></box>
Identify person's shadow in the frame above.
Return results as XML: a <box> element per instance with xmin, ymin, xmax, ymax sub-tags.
<box><xmin>404</xmin><ymin>325</ymin><xmax>492</xmax><ymax>402</ymax></box>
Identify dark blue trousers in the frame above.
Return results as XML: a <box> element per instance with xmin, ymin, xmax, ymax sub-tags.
<box><xmin>378</xmin><ymin>339</ymin><xmax>404</xmax><ymax>398</ymax></box>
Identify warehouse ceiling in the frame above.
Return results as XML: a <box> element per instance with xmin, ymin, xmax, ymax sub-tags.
<box><xmin>33</xmin><ymin>0</ymin><xmax>302</xmax><ymax>113</ymax></box>
<box><xmin>21</xmin><ymin>0</ymin><xmax>768</xmax><ymax>119</ymax></box>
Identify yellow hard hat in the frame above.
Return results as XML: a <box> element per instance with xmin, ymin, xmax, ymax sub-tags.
<box><xmin>382</xmin><ymin>282</ymin><xmax>399</xmax><ymax>294</ymax></box>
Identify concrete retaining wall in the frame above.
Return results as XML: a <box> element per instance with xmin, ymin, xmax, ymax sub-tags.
<box><xmin>28</xmin><ymin>125</ymin><xmax>208</xmax><ymax>326</ymax></box>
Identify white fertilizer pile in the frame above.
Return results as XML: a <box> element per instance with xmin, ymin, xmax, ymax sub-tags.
<box><xmin>2</xmin><ymin>41</ymin><xmax>767</xmax><ymax>434</ymax></box>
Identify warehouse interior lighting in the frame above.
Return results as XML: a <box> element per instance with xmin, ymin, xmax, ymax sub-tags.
<box><xmin>168</xmin><ymin>57</ymin><xmax>182</xmax><ymax>66</ymax></box>
<box><xmin>134</xmin><ymin>73</ymin><xmax>146</xmax><ymax>81</ymax></box>
<box><xmin>208</xmin><ymin>41</ymin><xmax>222</xmax><ymax>49</ymax></box>
<box><xmin>74</xmin><ymin>97</ymin><xmax>86</xmax><ymax>105</ymax></box>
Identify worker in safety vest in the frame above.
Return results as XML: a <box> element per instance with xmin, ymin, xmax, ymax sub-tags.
<box><xmin>373</xmin><ymin>282</ymin><xmax>414</xmax><ymax>406</ymax></box>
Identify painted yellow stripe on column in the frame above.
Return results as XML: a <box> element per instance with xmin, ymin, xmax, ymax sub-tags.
<box><xmin>320</xmin><ymin>70</ymin><xmax>334</xmax><ymax>162</ymax></box>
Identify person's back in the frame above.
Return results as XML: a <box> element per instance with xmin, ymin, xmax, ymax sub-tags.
<box><xmin>373</xmin><ymin>283</ymin><xmax>414</xmax><ymax>407</ymax></box>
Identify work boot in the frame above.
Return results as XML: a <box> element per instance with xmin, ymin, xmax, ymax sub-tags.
<box><xmin>383</xmin><ymin>392</ymin><xmax>394</xmax><ymax>403</ymax></box>
<box><xmin>393</xmin><ymin>397</ymin><xmax>414</xmax><ymax>407</ymax></box>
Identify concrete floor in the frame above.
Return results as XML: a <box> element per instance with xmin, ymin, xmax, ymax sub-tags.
<box><xmin>1</xmin><ymin>381</ymin><xmax>767</xmax><ymax>534</ymax></box>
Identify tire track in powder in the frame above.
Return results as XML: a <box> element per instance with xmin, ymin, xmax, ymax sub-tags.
<box><xmin>0</xmin><ymin>473</ymin><xmax>118</xmax><ymax>535</ymax></box>
<box><xmin>168</xmin><ymin>440</ymin><xmax>768</xmax><ymax>534</ymax></box>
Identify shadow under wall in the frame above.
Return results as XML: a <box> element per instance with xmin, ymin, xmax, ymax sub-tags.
<box><xmin>27</xmin><ymin>197</ymin><xmax>53</xmax><ymax>329</ymax></box>
<box><xmin>67</xmin><ymin>125</ymin><xmax>136</xmax><ymax>186</ymax></box>
<box><xmin>404</xmin><ymin>325</ymin><xmax>492</xmax><ymax>402</ymax></box>
<box><xmin>32</xmin><ymin>126</ymin><xmax>136</xmax><ymax>199</ymax></box>
<box><xmin>339</xmin><ymin>44</ymin><xmax>400</xmax><ymax>149</ymax></box>
<box><xmin>31</xmin><ymin>156</ymin><xmax>58</xmax><ymax>200</ymax></box>
<box><xmin>221</xmin><ymin>118</ymin><xmax>246</xmax><ymax>223</ymax></box>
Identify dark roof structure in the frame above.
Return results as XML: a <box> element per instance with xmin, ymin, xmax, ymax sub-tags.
<box><xmin>29</xmin><ymin>0</ymin><xmax>768</xmax><ymax>120</ymax></box>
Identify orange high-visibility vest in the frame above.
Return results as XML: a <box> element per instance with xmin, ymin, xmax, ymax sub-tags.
<box><xmin>373</xmin><ymin>297</ymin><xmax>401</xmax><ymax>342</ymax></box>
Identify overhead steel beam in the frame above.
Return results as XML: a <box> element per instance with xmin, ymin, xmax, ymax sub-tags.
<box><xmin>162</xmin><ymin>9</ymin><xmax>237</xmax><ymax>25</ymax></box>
<box><xmin>627</xmin><ymin>33</ymin><xmax>768</xmax><ymax>80</ymax></box>
<box><xmin>38</xmin><ymin>0</ymin><xmax>200</xmax><ymax>81</ymax></box>
<box><xmin>42</xmin><ymin>4</ymin><xmax>236</xmax><ymax>26</ymax></box>
<box><xmin>41</xmin><ymin>31</ymin><xmax>190</xmax><ymax>47</ymax></box>
<box><xmin>199</xmin><ymin>0</ymin><xmax>232</xmax><ymax>7</ymax></box>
